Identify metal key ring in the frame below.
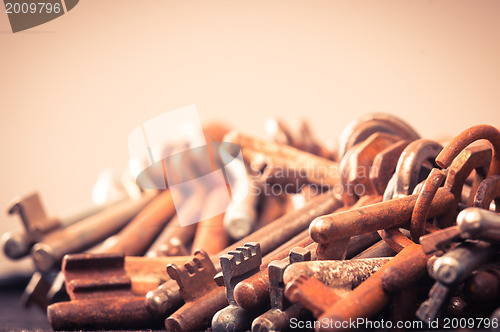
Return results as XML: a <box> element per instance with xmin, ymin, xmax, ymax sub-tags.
<box><xmin>338</xmin><ymin>113</ymin><xmax>420</xmax><ymax>158</ymax></box>
<box><xmin>339</xmin><ymin>132</ymin><xmax>402</xmax><ymax>206</ymax></box>
<box><xmin>379</xmin><ymin>139</ymin><xmax>444</xmax><ymax>251</ymax></box>
<box><xmin>474</xmin><ymin>175</ymin><xmax>500</xmax><ymax>211</ymax></box>
<box><xmin>414</xmin><ymin>143</ymin><xmax>493</xmax><ymax>233</ymax></box>
<box><xmin>411</xmin><ymin>143</ymin><xmax>494</xmax><ymax>248</ymax></box>
<box><xmin>436</xmin><ymin>124</ymin><xmax>500</xmax><ymax>177</ymax></box>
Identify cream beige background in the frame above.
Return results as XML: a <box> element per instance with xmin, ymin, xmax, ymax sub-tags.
<box><xmin>0</xmin><ymin>1</ymin><xmax>499</xmax><ymax>272</ymax></box>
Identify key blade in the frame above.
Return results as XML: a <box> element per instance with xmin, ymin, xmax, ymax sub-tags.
<box><xmin>420</xmin><ymin>226</ymin><xmax>461</xmax><ymax>254</ymax></box>
<box><xmin>416</xmin><ymin>282</ymin><xmax>451</xmax><ymax>322</ymax></box>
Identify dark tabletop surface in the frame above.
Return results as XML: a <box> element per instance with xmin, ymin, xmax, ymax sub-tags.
<box><xmin>0</xmin><ymin>284</ymin><xmax>53</xmax><ymax>332</ymax></box>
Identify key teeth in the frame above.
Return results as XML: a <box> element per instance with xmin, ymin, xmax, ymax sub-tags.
<box><xmin>289</xmin><ymin>247</ymin><xmax>312</xmax><ymax>263</ymax></box>
<box><xmin>244</xmin><ymin>242</ymin><xmax>261</xmax><ymax>256</ymax></box>
<box><xmin>229</xmin><ymin>250</ymin><xmax>245</xmax><ymax>263</ymax></box>
<box><xmin>235</xmin><ymin>246</ymin><xmax>251</xmax><ymax>259</ymax></box>
<box><xmin>166</xmin><ymin>264</ymin><xmax>182</xmax><ymax>282</ymax></box>
<box><xmin>269</xmin><ymin>259</ymin><xmax>290</xmax><ymax>275</ymax></box>
<box><xmin>193</xmin><ymin>249</ymin><xmax>210</xmax><ymax>262</ymax></box>
<box><xmin>219</xmin><ymin>254</ymin><xmax>234</xmax><ymax>265</ymax></box>
<box><xmin>223</xmin><ymin>243</ymin><xmax>262</xmax><ymax>269</ymax></box>
<box><xmin>169</xmin><ymin>250</ymin><xmax>211</xmax><ymax>282</ymax></box>
<box><xmin>184</xmin><ymin>261</ymin><xmax>199</xmax><ymax>275</ymax></box>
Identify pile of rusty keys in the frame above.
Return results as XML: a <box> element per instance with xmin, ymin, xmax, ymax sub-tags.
<box><xmin>2</xmin><ymin>113</ymin><xmax>500</xmax><ymax>331</ymax></box>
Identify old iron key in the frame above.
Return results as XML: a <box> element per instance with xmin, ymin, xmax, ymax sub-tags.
<box><xmin>212</xmin><ymin>243</ymin><xmax>262</xmax><ymax>332</ymax></box>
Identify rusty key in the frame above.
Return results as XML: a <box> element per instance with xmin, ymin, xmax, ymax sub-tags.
<box><xmin>420</xmin><ymin>208</ymin><xmax>500</xmax><ymax>254</ymax></box>
<box><xmin>26</xmin><ymin>189</ymin><xmax>176</xmax><ymax>310</ymax></box>
<box><xmin>62</xmin><ymin>253</ymin><xmax>191</xmax><ymax>300</ymax></box>
<box><xmin>435</xmin><ymin>124</ymin><xmax>500</xmax><ymax>179</ymax></box>
<box><xmin>283</xmin><ymin>258</ymin><xmax>391</xmax><ymax>295</ymax></box>
<box><xmin>340</xmin><ymin>132</ymin><xmax>402</xmax><ymax>206</ymax></box>
<box><xmin>285</xmin><ymin>275</ymin><xmax>342</xmax><ymax>318</ymax></box>
<box><xmin>283</xmin><ymin>258</ymin><xmax>391</xmax><ymax>320</ymax></box>
<box><xmin>232</xmin><ymin>237</ymin><xmax>316</xmax><ymax>312</ymax></box>
<box><xmin>223</xmin><ymin>175</ymin><xmax>260</xmax><ymax>240</ymax></box>
<box><xmin>310</xmin><ymin>188</ymin><xmax>454</xmax><ymax>244</ymax></box>
<box><xmin>22</xmin><ymin>190</ymin><xmax>165</xmax><ymax>308</ymax></box>
<box><xmin>145</xmin><ymin>190</ymin><xmax>202</xmax><ymax>257</ymax></box>
<box><xmin>99</xmin><ymin>189</ymin><xmax>177</xmax><ymax>255</ymax></box>
<box><xmin>416</xmin><ymin>241</ymin><xmax>497</xmax><ymax>322</ymax></box>
<box><xmin>233</xmin><ymin>231</ymin><xmax>381</xmax><ymax>313</ymax></box>
<box><xmin>192</xmin><ymin>187</ymin><xmax>231</xmax><ymax>255</ymax></box>
<box><xmin>31</xmin><ymin>190</ymin><xmax>157</xmax><ymax>271</ymax></box>
<box><xmin>45</xmin><ymin>254</ymin><xmax>194</xmax><ymax>330</ymax></box>
<box><xmin>474</xmin><ymin>174</ymin><xmax>500</xmax><ymax>210</ymax></box>
<box><xmin>316</xmin><ymin>131</ymin><xmax>412</xmax><ymax>259</ymax></box>
<box><xmin>224</xmin><ymin>131</ymin><xmax>341</xmax><ymax>193</ymax></box>
<box><xmin>2</xmin><ymin>192</ymin><xmax>115</xmax><ymax>260</ymax></box>
<box><xmin>48</xmin><ymin>296</ymin><xmax>163</xmax><ymax>330</ymax></box>
<box><xmin>310</xmin><ymin>141</ymin><xmax>487</xmax><ymax>246</ymax></box>
<box><xmin>317</xmin><ymin>243</ymin><xmax>428</xmax><ymax>331</ymax></box>
<box><xmin>212</xmin><ymin>243</ymin><xmax>262</xmax><ymax>332</ymax></box>
<box><xmin>165</xmin><ymin>250</ymin><xmax>228</xmax><ymax>332</ymax></box>
<box><xmin>145</xmin><ymin>192</ymin><xmax>342</xmax><ymax>319</ymax></box>
<box><xmin>251</xmin><ymin>247</ymin><xmax>313</xmax><ymax>332</ymax></box>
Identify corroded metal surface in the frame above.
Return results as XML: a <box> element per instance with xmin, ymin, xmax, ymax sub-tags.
<box><xmin>165</xmin><ymin>250</ymin><xmax>228</xmax><ymax>332</ymax></box>
<box><xmin>48</xmin><ymin>296</ymin><xmax>163</xmax><ymax>331</ymax></box>
<box><xmin>284</xmin><ymin>275</ymin><xmax>342</xmax><ymax>318</ymax></box>
<box><xmin>474</xmin><ymin>174</ymin><xmax>500</xmax><ymax>211</ymax></box>
<box><xmin>340</xmin><ymin>132</ymin><xmax>401</xmax><ymax>205</ymax></box>
<box><xmin>464</xmin><ymin>268</ymin><xmax>500</xmax><ymax>302</ymax></box>
<box><xmin>410</xmin><ymin>168</ymin><xmax>447</xmax><ymax>242</ymax></box>
<box><xmin>102</xmin><ymin>189</ymin><xmax>176</xmax><ymax>256</ymax></box>
<box><xmin>62</xmin><ymin>253</ymin><xmax>189</xmax><ymax>300</ymax></box>
<box><xmin>310</xmin><ymin>188</ymin><xmax>455</xmax><ymax>244</ymax></box>
<box><xmin>370</xmin><ymin>140</ymin><xmax>410</xmax><ymax>196</ymax></box>
<box><xmin>233</xmin><ymin>242</ymin><xmax>316</xmax><ymax>311</ymax></box>
<box><xmin>192</xmin><ymin>187</ymin><xmax>231</xmax><ymax>255</ymax></box>
<box><xmin>436</xmin><ymin>124</ymin><xmax>500</xmax><ymax>177</ymax></box>
<box><xmin>31</xmin><ymin>191</ymin><xmax>157</xmax><ymax>271</ymax></box>
<box><xmin>8</xmin><ymin>119</ymin><xmax>500</xmax><ymax>332</ymax></box>
<box><xmin>283</xmin><ymin>258</ymin><xmax>391</xmax><ymax>293</ymax></box>
<box><xmin>317</xmin><ymin>244</ymin><xmax>428</xmax><ymax>331</ymax></box>
<box><xmin>251</xmin><ymin>247</ymin><xmax>313</xmax><ymax>332</ymax></box>
<box><xmin>338</xmin><ymin>113</ymin><xmax>420</xmax><ymax>158</ymax></box>
<box><xmin>224</xmin><ymin>131</ymin><xmax>341</xmax><ymax>191</ymax></box>
<box><xmin>146</xmin><ymin>192</ymin><xmax>340</xmax><ymax>318</ymax></box>
<box><xmin>212</xmin><ymin>243</ymin><xmax>262</xmax><ymax>332</ymax></box>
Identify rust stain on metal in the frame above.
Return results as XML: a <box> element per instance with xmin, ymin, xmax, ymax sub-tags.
<box><xmin>283</xmin><ymin>258</ymin><xmax>391</xmax><ymax>293</ymax></box>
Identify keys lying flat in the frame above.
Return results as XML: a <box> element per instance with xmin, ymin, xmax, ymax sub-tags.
<box><xmin>31</xmin><ymin>191</ymin><xmax>158</xmax><ymax>271</ymax></box>
<box><xmin>317</xmin><ymin>243</ymin><xmax>428</xmax><ymax>331</ymax></box>
<box><xmin>145</xmin><ymin>192</ymin><xmax>341</xmax><ymax>319</ymax></box>
<box><xmin>3</xmin><ymin>192</ymin><xmax>118</xmax><ymax>260</ymax></box>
